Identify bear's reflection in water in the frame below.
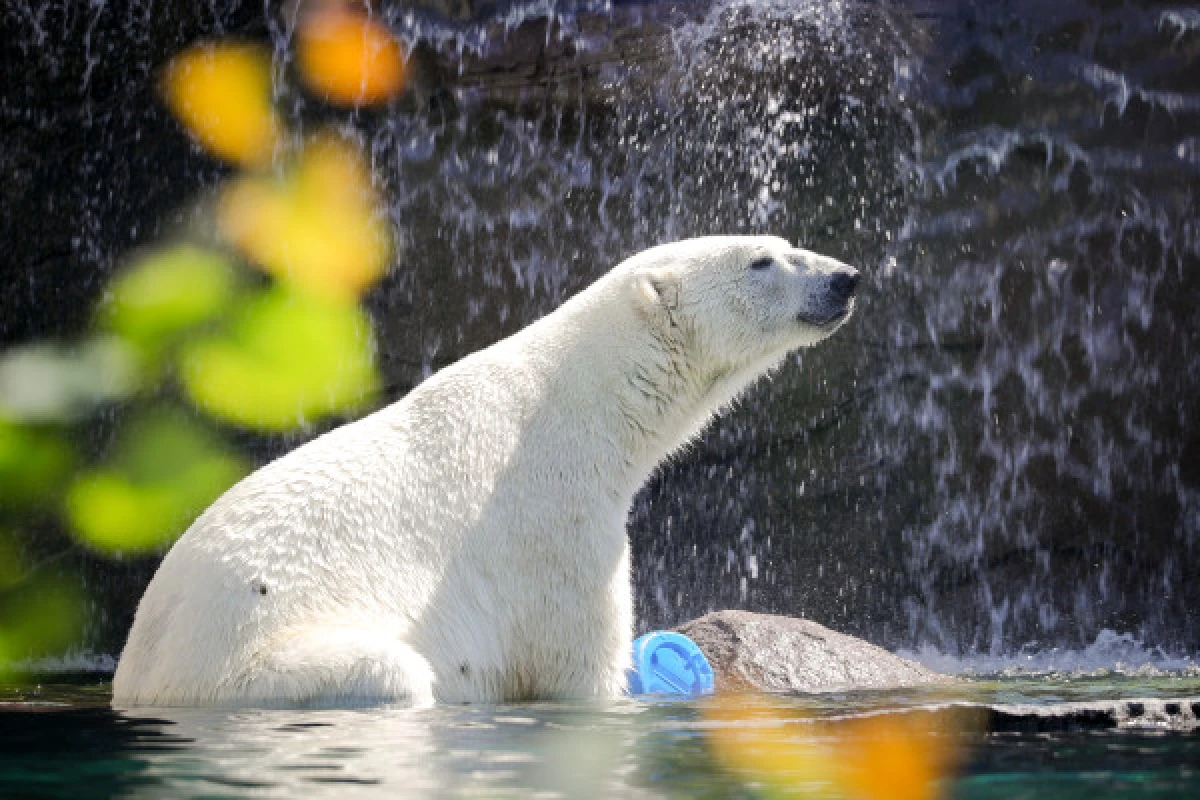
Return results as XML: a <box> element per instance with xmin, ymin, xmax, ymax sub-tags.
<box><xmin>112</xmin><ymin>700</ymin><xmax>714</xmax><ymax>797</ymax></box>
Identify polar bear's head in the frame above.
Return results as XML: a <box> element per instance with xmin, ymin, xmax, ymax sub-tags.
<box><xmin>628</xmin><ymin>235</ymin><xmax>858</xmax><ymax>373</ymax></box>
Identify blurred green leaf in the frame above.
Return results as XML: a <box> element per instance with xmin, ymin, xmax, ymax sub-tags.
<box><xmin>0</xmin><ymin>577</ymin><xmax>84</xmax><ymax>677</ymax></box>
<box><xmin>100</xmin><ymin>245</ymin><xmax>238</xmax><ymax>346</ymax></box>
<box><xmin>179</xmin><ymin>286</ymin><xmax>379</xmax><ymax>431</ymax></box>
<box><xmin>0</xmin><ymin>336</ymin><xmax>140</xmax><ymax>423</ymax></box>
<box><xmin>64</xmin><ymin>407</ymin><xmax>247</xmax><ymax>555</ymax></box>
<box><xmin>0</xmin><ymin>417</ymin><xmax>76</xmax><ymax>511</ymax></box>
<box><xmin>0</xmin><ymin>530</ymin><xmax>24</xmax><ymax>590</ymax></box>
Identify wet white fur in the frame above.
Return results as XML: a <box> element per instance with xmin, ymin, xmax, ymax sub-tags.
<box><xmin>112</xmin><ymin>235</ymin><xmax>855</xmax><ymax>707</ymax></box>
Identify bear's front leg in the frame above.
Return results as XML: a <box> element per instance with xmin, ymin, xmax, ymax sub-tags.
<box><xmin>227</xmin><ymin>626</ymin><xmax>436</xmax><ymax>708</ymax></box>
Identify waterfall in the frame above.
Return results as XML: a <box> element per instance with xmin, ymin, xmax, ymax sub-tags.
<box><xmin>1</xmin><ymin>0</ymin><xmax>1196</xmax><ymax>659</ymax></box>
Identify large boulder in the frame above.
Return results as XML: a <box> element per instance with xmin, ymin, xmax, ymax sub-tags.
<box><xmin>676</xmin><ymin>610</ymin><xmax>952</xmax><ymax>693</ymax></box>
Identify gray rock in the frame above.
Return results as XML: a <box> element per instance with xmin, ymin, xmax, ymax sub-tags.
<box><xmin>675</xmin><ymin>610</ymin><xmax>953</xmax><ymax>693</ymax></box>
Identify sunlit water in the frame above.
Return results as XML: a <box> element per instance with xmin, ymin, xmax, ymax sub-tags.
<box><xmin>3</xmin><ymin>669</ymin><xmax>1199</xmax><ymax>798</ymax></box>
<box><xmin>3</xmin><ymin>0</ymin><xmax>1198</xmax><ymax>793</ymax></box>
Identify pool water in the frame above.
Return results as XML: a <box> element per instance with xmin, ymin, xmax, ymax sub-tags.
<box><xmin>2</xmin><ymin>673</ymin><xmax>1197</xmax><ymax>798</ymax></box>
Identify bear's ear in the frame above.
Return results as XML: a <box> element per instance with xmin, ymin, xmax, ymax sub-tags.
<box><xmin>634</xmin><ymin>268</ymin><xmax>680</xmax><ymax>318</ymax></box>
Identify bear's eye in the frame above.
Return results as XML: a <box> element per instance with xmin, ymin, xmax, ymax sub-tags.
<box><xmin>748</xmin><ymin>256</ymin><xmax>774</xmax><ymax>271</ymax></box>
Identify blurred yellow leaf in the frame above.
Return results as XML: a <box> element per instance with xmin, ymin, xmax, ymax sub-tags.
<box><xmin>837</xmin><ymin>714</ymin><xmax>959</xmax><ymax>800</ymax></box>
<box><xmin>218</xmin><ymin>136</ymin><xmax>392</xmax><ymax>301</ymax></box>
<box><xmin>705</xmin><ymin>694</ymin><xmax>836</xmax><ymax>797</ymax></box>
<box><xmin>101</xmin><ymin>245</ymin><xmax>238</xmax><ymax>346</ymax></box>
<box><xmin>161</xmin><ymin>41</ymin><xmax>282</xmax><ymax>168</ymax></box>
<box><xmin>297</xmin><ymin>9</ymin><xmax>408</xmax><ymax>107</ymax></box>
<box><xmin>64</xmin><ymin>408</ymin><xmax>247</xmax><ymax>554</ymax></box>
<box><xmin>703</xmin><ymin>693</ymin><xmax>964</xmax><ymax>800</ymax></box>
<box><xmin>0</xmin><ymin>418</ymin><xmax>75</xmax><ymax>511</ymax></box>
<box><xmin>179</xmin><ymin>286</ymin><xmax>380</xmax><ymax>431</ymax></box>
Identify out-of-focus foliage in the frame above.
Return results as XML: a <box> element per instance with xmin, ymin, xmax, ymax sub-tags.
<box><xmin>100</xmin><ymin>245</ymin><xmax>238</xmax><ymax>349</ymax></box>
<box><xmin>64</xmin><ymin>409</ymin><xmax>247</xmax><ymax>554</ymax></box>
<box><xmin>0</xmin><ymin>338</ymin><xmax>140</xmax><ymax>423</ymax></box>
<box><xmin>0</xmin><ymin>7</ymin><xmax>405</xmax><ymax>675</ymax></box>
<box><xmin>0</xmin><ymin>419</ymin><xmax>75</xmax><ymax>511</ymax></box>
<box><xmin>0</xmin><ymin>531</ymin><xmax>25</xmax><ymax>591</ymax></box>
<box><xmin>161</xmin><ymin>42</ymin><xmax>281</xmax><ymax>168</ymax></box>
<box><xmin>0</xmin><ymin>577</ymin><xmax>83</xmax><ymax>679</ymax></box>
<box><xmin>296</xmin><ymin>8</ymin><xmax>408</xmax><ymax>107</ymax></box>
<box><xmin>180</xmin><ymin>288</ymin><xmax>379</xmax><ymax>431</ymax></box>
<box><xmin>218</xmin><ymin>137</ymin><xmax>392</xmax><ymax>301</ymax></box>
<box><xmin>704</xmin><ymin>692</ymin><xmax>968</xmax><ymax>799</ymax></box>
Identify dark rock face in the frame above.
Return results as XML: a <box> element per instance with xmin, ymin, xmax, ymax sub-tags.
<box><xmin>2</xmin><ymin>0</ymin><xmax>1199</xmax><ymax>658</ymax></box>
<box><xmin>676</xmin><ymin>610</ymin><xmax>952</xmax><ymax>693</ymax></box>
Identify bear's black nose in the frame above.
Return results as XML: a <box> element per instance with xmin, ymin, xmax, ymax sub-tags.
<box><xmin>829</xmin><ymin>269</ymin><xmax>860</xmax><ymax>301</ymax></box>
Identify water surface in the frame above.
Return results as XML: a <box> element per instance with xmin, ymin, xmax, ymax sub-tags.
<box><xmin>3</xmin><ymin>672</ymin><xmax>1198</xmax><ymax>798</ymax></box>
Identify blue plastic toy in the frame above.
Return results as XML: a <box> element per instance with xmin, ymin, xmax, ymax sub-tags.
<box><xmin>627</xmin><ymin>631</ymin><xmax>715</xmax><ymax>697</ymax></box>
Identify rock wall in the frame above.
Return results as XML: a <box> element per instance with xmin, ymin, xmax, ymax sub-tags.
<box><xmin>2</xmin><ymin>0</ymin><xmax>1197</xmax><ymax>657</ymax></box>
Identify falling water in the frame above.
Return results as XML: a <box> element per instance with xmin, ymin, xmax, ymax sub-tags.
<box><xmin>878</xmin><ymin>0</ymin><xmax>1200</xmax><ymax>655</ymax></box>
<box><xmin>2</xmin><ymin>0</ymin><xmax>1197</xmax><ymax>661</ymax></box>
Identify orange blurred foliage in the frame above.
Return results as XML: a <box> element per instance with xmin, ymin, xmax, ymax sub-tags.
<box><xmin>704</xmin><ymin>693</ymin><xmax>969</xmax><ymax>800</ymax></box>
<box><xmin>161</xmin><ymin>42</ymin><xmax>282</xmax><ymax>168</ymax></box>
<box><xmin>297</xmin><ymin>8</ymin><xmax>407</xmax><ymax>107</ymax></box>
<box><xmin>217</xmin><ymin>135</ymin><xmax>391</xmax><ymax>300</ymax></box>
<box><xmin>835</xmin><ymin>713</ymin><xmax>964</xmax><ymax>800</ymax></box>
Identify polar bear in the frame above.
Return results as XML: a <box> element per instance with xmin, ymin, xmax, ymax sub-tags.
<box><xmin>112</xmin><ymin>235</ymin><xmax>858</xmax><ymax>707</ymax></box>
